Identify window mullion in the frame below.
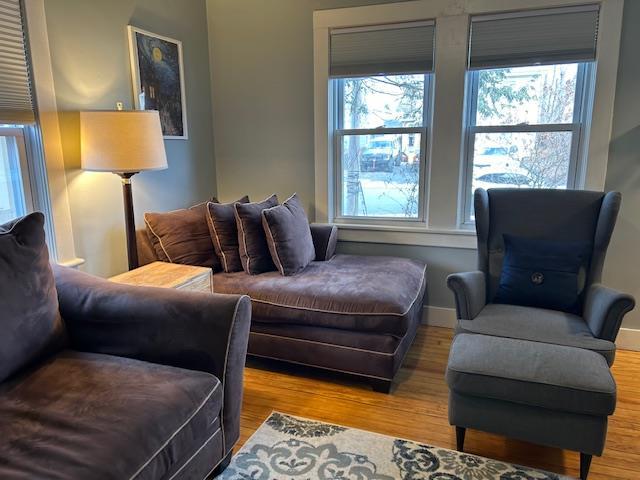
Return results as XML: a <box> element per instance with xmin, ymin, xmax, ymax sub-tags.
<box><xmin>337</xmin><ymin>127</ymin><xmax>425</xmax><ymax>136</ymax></box>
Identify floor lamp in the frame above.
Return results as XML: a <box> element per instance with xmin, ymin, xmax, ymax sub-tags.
<box><xmin>80</xmin><ymin>110</ymin><xmax>167</xmax><ymax>270</ymax></box>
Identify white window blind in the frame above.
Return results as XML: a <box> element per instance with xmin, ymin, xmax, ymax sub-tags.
<box><xmin>0</xmin><ymin>0</ymin><xmax>34</xmax><ymax>124</ymax></box>
<box><xmin>330</xmin><ymin>21</ymin><xmax>435</xmax><ymax>77</ymax></box>
<box><xmin>468</xmin><ymin>5</ymin><xmax>600</xmax><ymax>70</ymax></box>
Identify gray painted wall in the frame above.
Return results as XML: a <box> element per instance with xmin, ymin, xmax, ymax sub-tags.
<box><xmin>603</xmin><ymin>0</ymin><xmax>640</xmax><ymax>329</ymax></box>
<box><xmin>207</xmin><ymin>0</ymin><xmax>640</xmax><ymax>324</ymax></box>
<box><xmin>45</xmin><ymin>0</ymin><xmax>216</xmax><ymax>277</ymax></box>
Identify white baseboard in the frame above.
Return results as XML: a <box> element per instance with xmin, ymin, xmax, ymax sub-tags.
<box><xmin>421</xmin><ymin>306</ymin><xmax>640</xmax><ymax>351</ymax></box>
<box><xmin>615</xmin><ymin>328</ymin><xmax>640</xmax><ymax>352</ymax></box>
<box><xmin>422</xmin><ymin>306</ymin><xmax>457</xmax><ymax>329</ymax></box>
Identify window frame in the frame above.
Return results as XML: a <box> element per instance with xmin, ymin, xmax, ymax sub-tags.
<box><xmin>460</xmin><ymin>62</ymin><xmax>595</xmax><ymax>224</ymax></box>
<box><xmin>0</xmin><ymin>126</ymin><xmax>34</xmax><ymax>219</ymax></box>
<box><xmin>331</xmin><ymin>73</ymin><xmax>433</xmax><ymax>225</ymax></box>
<box><xmin>313</xmin><ymin>0</ymin><xmax>624</xmax><ymax>249</ymax></box>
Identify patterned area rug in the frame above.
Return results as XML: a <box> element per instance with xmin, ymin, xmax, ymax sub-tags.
<box><xmin>219</xmin><ymin>412</ymin><xmax>571</xmax><ymax>479</ymax></box>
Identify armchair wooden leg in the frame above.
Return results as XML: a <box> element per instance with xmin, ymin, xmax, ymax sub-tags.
<box><xmin>456</xmin><ymin>426</ymin><xmax>466</xmax><ymax>452</ymax></box>
<box><xmin>580</xmin><ymin>453</ymin><xmax>592</xmax><ymax>480</ymax></box>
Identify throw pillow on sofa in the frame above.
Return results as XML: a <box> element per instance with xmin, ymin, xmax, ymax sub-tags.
<box><xmin>0</xmin><ymin>212</ymin><xmax>66</xmax><ymax>382</ymax></box>
<box><xmin>206</xmin><ymin>195</ymin><xmax>250</xmax><ymax>273</ymax></box>
<box><xmin>262</xmin><ymin>193</ymin><xmax>315</xmax><ymax>276</ymax></box>
<box><xmin>494</xmin><ymin>234</ymin><xmax>592</xmax><ymax>314</ymax></box>
<box><xmin>234</xmin><ymin>194</ymin><xmax>279</xmax><ymax>275</ymax></box>
<box><xmin>144</xmin><ymin>203</ymin><xmax>221</xmax><ymax>271</ymax></box>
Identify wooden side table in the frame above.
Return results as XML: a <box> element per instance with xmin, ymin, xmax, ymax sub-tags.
<box><xmin>109</xmin><ymin>261</ymin><xmax>213</xmax><ymax>294</ymax></box>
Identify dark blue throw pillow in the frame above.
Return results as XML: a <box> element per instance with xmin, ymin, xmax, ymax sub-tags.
<box><xmin>494</xmin><ymin>234</ymin><xmax>592</xmax><ymax>314</ymax></box>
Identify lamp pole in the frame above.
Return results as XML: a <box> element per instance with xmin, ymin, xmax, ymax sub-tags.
<box><xmin>118</xmin><ymin>172</ymin><xmax>139</xmax><ymax>270</ymax></box>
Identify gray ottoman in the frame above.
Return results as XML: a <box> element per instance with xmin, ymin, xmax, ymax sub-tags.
<box><xmin>446</xmin><ymin>333</ymin><xmax>616</xmax><ymax>480</ymax></box>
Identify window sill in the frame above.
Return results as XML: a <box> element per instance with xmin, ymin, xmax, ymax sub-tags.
<box><xmin>317</xmin><ymin>222</ymin><xmax>477</xmax><ymax>249</ymax></box>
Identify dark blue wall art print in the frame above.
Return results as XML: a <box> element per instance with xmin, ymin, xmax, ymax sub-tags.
<box><xmin>128</xmin><ymin>27</ymin><xmax>188</xmax><ymax>139</ymax></box>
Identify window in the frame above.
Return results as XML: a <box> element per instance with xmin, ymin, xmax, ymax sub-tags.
<box><xmin>0</xmin><ymin>126</ymin><xmax>33</xmax><ymax>223</ymax></box>
<box><xmin>463</xmin><ymin>62</ymin><xmax>593</xmax><ymax>220</ymax></box>
<box><xmin>330</xmin><ymin>21</ymin><xmax>434</xmax><ymax>222</ymax></box>
<box><xmin>463</xmin><ymin>5</ymin><xmax>599</xmax><ymax>222</ymax></box>
<box><xmin>334</xmin><ymin>74</ymin><xmax>430</xmax><ymax>219</ymax></box>
<box><xmin>0</xmin><ymin>0</ymin><xmax>58</xmax><ymax>257</ymax></box>
<box><xmin>314</xmin><ymin>2</ymin><xmax>622</xmax><ymax>245</ymax></box>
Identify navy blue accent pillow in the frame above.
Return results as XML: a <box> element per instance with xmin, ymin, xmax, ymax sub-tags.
<box><xmin>494</xmin><ymin>234</ymin><xmax>592</xmax><ymax>313</ymax></box>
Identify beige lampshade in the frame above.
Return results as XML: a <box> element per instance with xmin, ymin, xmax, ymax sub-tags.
<box><xmin>80</xmin><ymin>110</ymin><xmax>168</xmax><ymax>173</ymax></box>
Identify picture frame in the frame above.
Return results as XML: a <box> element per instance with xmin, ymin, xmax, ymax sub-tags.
<box><xmin>127</xmin><ymin>26</ymin><xmax>188</xmax><ymax>139</ymax></box>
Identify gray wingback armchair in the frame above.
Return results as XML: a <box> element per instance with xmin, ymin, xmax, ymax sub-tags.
<box><xmin>447</xmin><ymin>188</ymin><xmax>635</xmax><ymax>362</ymax></box>
<box><xmin>445</xmin><ymin>189</ymin><xmax>635</xmax><ymax>479</ymax></box>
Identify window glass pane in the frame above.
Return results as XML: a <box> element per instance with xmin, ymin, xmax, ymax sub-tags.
<box><xmin>471</xmin><ymin>132</ymin><xmax>572</xmax><ymax>194</ymax></box>
<box><xmin>341</xmin><ymin>133</ymin><xmax>421</xmax><ymax>218</ymax></box>
<box><xmin>0</xmin><ymin>136</ymin><xmax>27</xmax><ymax>223</ymax></box>
<box><xmin>475</xmin><ymin>64</ymin><xmax>579</xmax><ymax>126</ymax></box>
<box><xmin>342</xmin><ymin>74</ymin><xmax>425</xmax><ymax>129</ymax></box>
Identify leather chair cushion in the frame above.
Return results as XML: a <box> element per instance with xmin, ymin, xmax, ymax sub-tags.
<box><xmin>0</xmin><ymin>351</ymin><xmax>222</xmax><ymax>479</ymax></box>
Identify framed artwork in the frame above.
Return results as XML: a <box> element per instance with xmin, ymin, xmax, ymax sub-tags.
<box><xmin>127</xmin><ymin>26</ymin><xmax>188</xmax><ymax>139</ymax></box>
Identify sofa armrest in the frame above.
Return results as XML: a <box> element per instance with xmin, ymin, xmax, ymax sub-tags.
<box><xmin>583</xmin><ymin>283</ymin><xmax>635</xmax><ymax>341</ymax></box>
<box><xmin>53</xmin><ymin>265</ymin><xmax>251</xmax><ymax>455</ymax></box>
<box><xmin>310</xmin><ymin>224</ymin><xmax>338</xmax><ymax>261</ymax></box>
<box><xmin>447</xmin><ymin>271</ymin><xmax>487</xmax><ymax>320</ymax></box>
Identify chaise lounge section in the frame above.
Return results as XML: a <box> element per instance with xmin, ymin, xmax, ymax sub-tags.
<box><xmin>137</xmin><ymin>224</ymin><xmax>427</xmax><ymax>392</ymax></box>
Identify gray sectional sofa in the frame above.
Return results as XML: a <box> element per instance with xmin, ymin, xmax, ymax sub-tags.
<box><xmin>137</xmin><ymin>224</ymin><xmax>427</xmax><ymax>392</ymax></box>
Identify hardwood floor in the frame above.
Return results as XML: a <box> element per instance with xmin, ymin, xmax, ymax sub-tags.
<box><xmin>238</xmin><ymin>326</ymin><xmax>640</xmax><ymax>479</ymax></box>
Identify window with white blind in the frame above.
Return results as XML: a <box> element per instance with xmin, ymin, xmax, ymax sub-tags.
<box><xmin>315</xmin><ymin>1</ymin><xmax>622</xmax><ymax>245</ymax></box>
<box><xmin>0</xmin><ymin>0</ymin><xmax>55</xmax><ymax>251</ymax></box>
<box><xmin>462</xmin><ymin>5</ymin><xmax>599</xmax><ymax>222</ymax></box>
<box><xmin>330</xmin><ymin>21</ymin><xmax>434</xmax><ymax>223</ymax></box>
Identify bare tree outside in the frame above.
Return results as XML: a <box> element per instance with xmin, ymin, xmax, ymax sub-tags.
<box><xmin>341</xmin><ymin>74</ymin><xmax>425</xmax><ymax>218</ymax></box>
<box><xmin>472</xmin><ymin>64</ymin><xmax>580</xmax><ymax>195</ymax></box>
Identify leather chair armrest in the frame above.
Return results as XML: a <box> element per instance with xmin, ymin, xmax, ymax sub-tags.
<box><xmin>310</xmin><ymin>224</ymin><xmax>338</xmax><ymax>261</ymax></box>
<box><xmin>583</xmin><ymin>283</ymin><xmax>635</xmax><ymax>341</ymax></box>
<box><xmin>53</xmin><ymin>265</ymin><xmax>251</xmax><ymax>455</ymax></box>
<box><xmin>447</xmin><ymin>271</ymin><xmax>487</xmax><ymax>320</ymax></box>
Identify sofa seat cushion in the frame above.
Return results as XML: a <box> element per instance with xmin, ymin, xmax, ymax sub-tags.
<box><xmin>213</xmin><ymin>254</ymin><xmax>427</xmax><ymax>336</ymax></box>
<box><xmin>0</xmin><ymin>351</ymin><xmax>222</xmax><ymax>480</ymax></box>
<box><xmin>446</xmin><ymin>334</ymin><xmax>616</xmax><ymax>416</ymax></box>
<box><xmin>457</xmin><ymin>303</ymin><xmax>616</xmax><ymax>365</ymax></box>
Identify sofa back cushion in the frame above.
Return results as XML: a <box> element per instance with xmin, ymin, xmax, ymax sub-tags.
<box><xmin>262</xmin><ymin>193</ymin><xmax>315</xmax><ymax>276</ymax></box>
<box><xmin>206</xmin><ymin>196</ymin><xmax>250</xmax><ymax>272</ymax></box>
<box><xmin>0</xmin><ymin>212</ymin><xmax>66</xmax><ymax>382</ymax></box>
<box><xmin>144</xmin><ymin>203</ymin><xmax>221</xmax><ymax>271</ymax></box>
<box><xmin>234</xmin><ymin>194</ymin><xmax>279</xmax><ymax>275</ymax></box>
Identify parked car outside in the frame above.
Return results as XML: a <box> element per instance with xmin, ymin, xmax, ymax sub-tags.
<box><xmin>474</xmin><ymin>171</ymin><xmax>532</xmax><ymax>190</ymax></box>
<box><xmin>360</xmin><ymin>139</ymin><xmax>396</xmax><ymax>172</ymax></box>
<box><xmin>474</xmin><ymin>145</ymin><xmax>519</xmax><ymax>170</ymax></box>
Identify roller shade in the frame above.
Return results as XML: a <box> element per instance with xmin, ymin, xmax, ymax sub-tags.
<box><xmin>469</xmin><ymin>5</ymin><xmax>599</xmax><ymax>70</ymax></box>
<box><xmin>330</xmin><ymin>21</ymin><xmax>435</xmax><ymax>77</ymax></box>
<box><xmin>0</xmin><ymin>0</ymin><xmax>34</xmax><ymax>124</ymax></box>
